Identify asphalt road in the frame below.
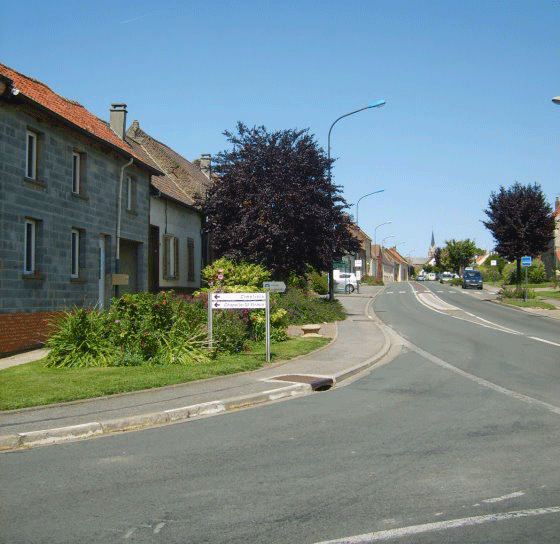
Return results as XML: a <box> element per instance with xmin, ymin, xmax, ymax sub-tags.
<box><xmin>2</xmin><ymin>283</ymin><xmax>560</xmax><ymax>543</ymax></box>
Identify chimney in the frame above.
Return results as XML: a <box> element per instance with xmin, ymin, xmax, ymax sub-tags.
<box><xmin>556</xmin><ymin>196</ymin><xmax>560</xmax><ymax>210</ymax></box>
<box><xmin>110</xmin><ymin>103</ymin><xmax>127</xmax><ymax>140</ymax></box>
<box><xmin>198</xmin><ymin>154</ymin><xmax>211</xmax><ymax>178</ymax></box>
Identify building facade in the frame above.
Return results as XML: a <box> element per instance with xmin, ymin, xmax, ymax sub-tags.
<box><xmin>0</xmin><ymin>65</ymin><xmax>160</xmax><ymax>354</ymax></box>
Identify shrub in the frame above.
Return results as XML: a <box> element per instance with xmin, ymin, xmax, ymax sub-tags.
<box><xmin>201</xmin><ymin>258</ymin><xmax>270</xmax><ymax>291</ymax></box>
<box><xmin>528</xmin><ymin>260</ymin><xmax>547</xmax><ymax>283</ymax></box>
<box><xmin>212</xmin><ymin>310</ymin><xmax>248</xmax><ymax>354</ymax></box>
<box><xmin>275</xmin><ymin>287</ymin><xmax>346</xmax><ymax>324</ymax></box>
<box><xmin>307</xmin><ymin>269</ymin><xmax>328</xmax><ymax>294</ymax></box>
<box><xmin>502</xmin><ymin>286</ymin><xmax>537</xmax><ymax>300</ymax></box>
<box><xmin>46</xmin><ymin>308</ymin><xmax>115</xmax><ymax>368</ymax></box>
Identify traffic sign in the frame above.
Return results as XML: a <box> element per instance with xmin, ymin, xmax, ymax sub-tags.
<box><xmin>208</xmin><ymin>291</ymin><xmax>271</xmax><ymax>362</ymax></box>
<box><xmin>263</xmin><ymin>281</ymin><xmax>286</xmax><ymax>292</ymax></box>
<box><xmin>521</xmin><ymin>256</ymin><xmax>532</xmax><ymax>267</ymax></box>
<box><xmin>210</xmin><ymin>292</ymin><xmax>266</xmax><ymax>309</ymax></box>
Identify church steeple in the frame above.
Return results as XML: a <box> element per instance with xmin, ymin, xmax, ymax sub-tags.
<box><xmin>428</xmin><ymin>230</ymin><xmax>436</xmax><ymax>258</ymax></box>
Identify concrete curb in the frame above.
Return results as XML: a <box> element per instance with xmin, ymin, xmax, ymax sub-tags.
<box><xmin>0</xmin><ymin>383</ymin><xmax>312</xmax><ymax>451</ymax></box>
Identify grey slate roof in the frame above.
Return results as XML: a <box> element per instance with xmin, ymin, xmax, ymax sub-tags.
<box><xmin>126</xmin><ymin>121</ymin><xmax>213</xmax><ymax>208</ymax></box>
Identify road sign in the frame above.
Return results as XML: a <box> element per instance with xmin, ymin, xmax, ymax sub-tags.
<box><xmin>355</xmin><ymin>260</ymin><xmax>362</xmax><ymax>268</ymax></box>
<box><xmin>208</xmin><ymin>292</ymin><xmax>271</xmax><ymax>362</ymax></box>
<box><xmin>521</xmin><ymin>256</ymin><xmax>532</xmax><ymax>267</ymax></box>
<box><xmin>210</xmin><ymin>292</ymin><xmax>266</xmax><ymax>309</ymax></box>
<box><xmin>212</xmin><ymin>300</ymin><xmax>267</xmax><ymax>309</ymax></box>
<box><xmin>263</xmin><ymin>281</ymin><xmax>286</xmax><ymax>292</ymax></box>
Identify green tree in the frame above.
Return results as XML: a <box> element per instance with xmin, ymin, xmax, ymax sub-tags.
<box><xmin>200</xmin><ymin>123</ymin><xmax>360</xmax><ymax>279</ymax></box>
<box><xmin>444</xmin><ymin>239</ymin><xmax>478</xmax><ymax>273</ymax></box>
<box><xmin>483</xmin><ymin>182</ymin><xmax>554</xmax><ymax>286</ymax></box>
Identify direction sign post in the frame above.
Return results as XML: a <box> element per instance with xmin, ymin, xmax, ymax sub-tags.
<box><xmin>208</xmin><ymin>292</ymin><xmax>271</xmax><ymax>362</ymax></box>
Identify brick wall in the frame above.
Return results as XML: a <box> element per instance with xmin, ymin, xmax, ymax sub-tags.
<box><xmin>0</xmin><ymin>311</ymin><xmax>62</xmax><ymax>356</ymax></box>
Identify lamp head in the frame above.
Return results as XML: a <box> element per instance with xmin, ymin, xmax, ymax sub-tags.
<box><xmin>369</xmin><ymin>100</ymin><xmax>386</xmax><ymax>108</ymax></box>
<box><xmin>553</xmin><ymin>97</ymin><xmax>560</xmax><ymax>105</ymax></box>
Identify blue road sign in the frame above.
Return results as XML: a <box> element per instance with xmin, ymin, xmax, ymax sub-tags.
<box><xmin>521</xmin><ymin>256</ymin><xmax>532</xmax><ymax>267</ymax></box>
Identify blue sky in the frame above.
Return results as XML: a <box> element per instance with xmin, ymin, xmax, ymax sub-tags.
<box><xmin>2</xmin><ymin>0</ymin><xmax>559</xmax><ymax>258</ymax></box>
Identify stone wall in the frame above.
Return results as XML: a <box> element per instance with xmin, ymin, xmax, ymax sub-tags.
<box><xmin>0</xmin><ymin>102</ymin><xmax>151</xmax><ymax>354</ymax></box>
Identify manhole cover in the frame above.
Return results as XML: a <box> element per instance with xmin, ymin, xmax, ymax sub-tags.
<box><xmin>273</xmin><ymin>375</ymin><xmax>333</xmax><ymax>391</ymax></box>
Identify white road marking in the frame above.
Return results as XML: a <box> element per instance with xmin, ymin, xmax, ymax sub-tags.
<box><xmin>483</xmin><ymin>491</ymin><xmax>525</xmax><ymax>503</ymax></box>
<box><xmin>529</xmin><ymin>337</ymin><xmax>560</xmax><ymax>348</ymax></box>
<box><xmin>406</xmin><ymin>340</ymin><xmax>560</xmax><ymax>417</ymax></box>
<box><xmin>154</xmin><ymin>522</ymin><xmax>166</xmax><ymax>534</ymax></box>
<box><xmin>313</xmin><ymin>506</ymin><xmax>560</xmax><ymax>543</ymax></box>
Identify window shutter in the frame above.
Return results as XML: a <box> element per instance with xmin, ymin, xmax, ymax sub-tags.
<box><xmin>174</xmin><ymin>236</ymin><xmax>179</xmax><ymax>280</ymax></box>
<box><xmin>187</xmin><ymin>238</ymin><xmax>195</xmax><ymax>282</ymax></box>
<box><xmin>163</xmin><ymin>235</ymin><xmax>169</xmax><ymax>279</ymax></box>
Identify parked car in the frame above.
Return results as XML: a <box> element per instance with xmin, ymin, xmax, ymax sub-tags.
<box><xmin>416</xmin><ymin>273</ymin><xmax>425</xmax><ymax>281</ymax></box>
<box><xmin>439</xmin><ymin>272</ymin><xmax>453</xmax><ymax>283</ymax></box>
<box><xmin>462</xmin><ymin>269</ymin><xmax>483</xmax><ymax>290</ymax></box>
<box><xmin>333</xmin><ymin>272</ymin><xmax>358</xmax><ymax>293</ymax></box>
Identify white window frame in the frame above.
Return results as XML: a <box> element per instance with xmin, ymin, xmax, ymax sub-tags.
<box><xmin>71</xmin><ymin>228</ymin><xmax>80</xmax><ymax>278</ymax></box>
<box><xmin>24</xmin><ymin>219</ymin><xmax>36</xmax><ymax>274</ymax></box>
<box><xmin>26</xmin><ymin>130</ymin><xmax>37</xmax><ymax>179</ymax></box>
<box><xmin>72</xmin><ymin>152</ymin><xmax>81</xmax><ymax>194</ymax></box>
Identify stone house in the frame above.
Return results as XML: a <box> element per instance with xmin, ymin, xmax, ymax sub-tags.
<box><xmin>126</xmin><ymin>121</ymin><xmax>213</xmax><ymax>293</ymax></box>
<box><xmin>0</xmin><ymin>64</ymin><xmax>161</xmax><ymax>355</ymax></box>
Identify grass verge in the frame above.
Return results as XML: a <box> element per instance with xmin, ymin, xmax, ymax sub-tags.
<box><xmin>501</xmin><ymin>298</ymin><xmax>556</xmax><ymax>310</ymax></box>
<box><xmin>0</xmin><ymin>336</ymin><xmax>330</xmax><ymax>411</ymax></box>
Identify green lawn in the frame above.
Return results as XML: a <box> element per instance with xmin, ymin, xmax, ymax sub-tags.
<box><xmin>501</xmin><ymin>298</ymin><xmax>556</xmax><ymax>310</ymax></box>
<box><xmin>0</xmin><ymin>336</ymin><xmax>330</xmax><ymax>411</ymax></box>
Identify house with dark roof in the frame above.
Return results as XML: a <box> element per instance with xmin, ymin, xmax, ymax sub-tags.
<box><xmin>126</xmin><ymin>121</ymin><xmax>213</xmax><ymax>292</ymax></box>
<box><xmin>0</xmin><ymin>64</ymin><xmax>161</xmax><ymax>355</ymax></box>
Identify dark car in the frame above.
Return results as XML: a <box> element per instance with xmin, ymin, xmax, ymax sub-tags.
<box><xmin>462</xmin><ymin>269</ymin><xmax>483</xmax><ymax>290</ymax></box>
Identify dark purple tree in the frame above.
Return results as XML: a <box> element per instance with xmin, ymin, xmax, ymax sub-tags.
<box><xmin>201</xmin><ymin>123</ymin><xmax>360</xmax><ymax>278</ymax></box>
<box><xmin>483</xmin><ymin>182</ymin><xmax>554</xmax><ymax>285</ymax></box>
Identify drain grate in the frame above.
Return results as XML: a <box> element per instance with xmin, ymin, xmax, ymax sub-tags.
<box><xmin>273</xmin><ymin>374</ymin><xmax>334</xmax><ymax>391</ymax></box>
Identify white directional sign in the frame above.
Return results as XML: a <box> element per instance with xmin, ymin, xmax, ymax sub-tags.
<box><xmin>208</xmin><ymin>291</ymin><xmax>271</xmax><ymax>362</ymax></box>
<box><xmin>212</xmin><ymin>300</ymin><xmax>267</xmax><ymax>309</ymax></box>
<box><xmin>210</xmin><ymin>292</ymin><xmax>266</xmax><ymax>308</ymax></box>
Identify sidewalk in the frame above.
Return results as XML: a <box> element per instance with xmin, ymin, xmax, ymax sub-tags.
<box><xmin>0</xmin><ymin>286</ymin><xmax>391</xmax><ymax>451</ymax></box>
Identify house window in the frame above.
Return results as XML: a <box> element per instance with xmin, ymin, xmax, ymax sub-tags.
<box><xmin>71</xmin><ymin>229</ymin><xmax>80</xmax><ymax>278</ymax></box>
<box><xmin>24</xmin><ymin>219</ymin><xmax>36</xmax><ymax>273</ymax></box>
<box><xmin>72</xmin><ymin>152</ymin><xmax>81</xmax><ymax>194</ymax></box>
<box><xmin>26</xmin><ymin>130</ymin><xmax>37</xmax><ymax>179</ymax></box>
<box><xmin>187</xmin><ymin>237</ymin><xmax>195</xmax><ymax>282</ymax></box>
<box><xmin>163</xmin><ymin>235</ymin><xmax>179</xmax><ymax>280</ymax></box>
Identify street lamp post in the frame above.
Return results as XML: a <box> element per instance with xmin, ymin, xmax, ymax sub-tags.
<box><xmin>327</xmin><ymin>100</ymin><xmax>386</xmax><ymax>300</ymax></box>
<box><xmin>356</xmin><ymin>189</ymin><xmax>384</xmax><ymax>226</ymax></box>
<box><xmin>374</xmin><ymin>221</ymin><xmax>391</xmax><ymax>279</ymax></box>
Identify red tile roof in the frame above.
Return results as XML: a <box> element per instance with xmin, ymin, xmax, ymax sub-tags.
<box><xmin>0</xmin><ymin>64</ymin><xmax>159</xmax><ymax>173</ymax></box>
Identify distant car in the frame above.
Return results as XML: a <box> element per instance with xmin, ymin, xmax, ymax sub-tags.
<box><xmin>462</xmin><ymin>269</ymin><xmax>483</xmax><ymax>290</ymax></box>
<box><xmin>416</xmin><ymin>274</ymin><xmax>425</xmax><ymax>281</ymax></box>
<box><xmin>333</xmin><ymin>272</ymin><xmax>358</xmax><ymax>293</ymax></box>
<box><xmin>439</xmin><ymin>272</ymin><xmax>453</xmax><ymax>283</ymax></box>
<box><xmin>427</xmin><ymin>272</ymin><xmax>436</xmax><ymax>281</ymax></box>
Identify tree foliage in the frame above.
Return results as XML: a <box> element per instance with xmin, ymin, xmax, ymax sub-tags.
<box><xmin>201</xmin><ymin>123</ymin><xmax>360</xmax><ymax>278</ymax></box>
<box><xmin>442</xmin><ymin>239</ymin><xmax>478</xmax><ymax>273</ymax></box>
<box><xmin>483</xmin><ymin>182</ymin><xmax>554</xmax><ymax>284</ymax></box>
